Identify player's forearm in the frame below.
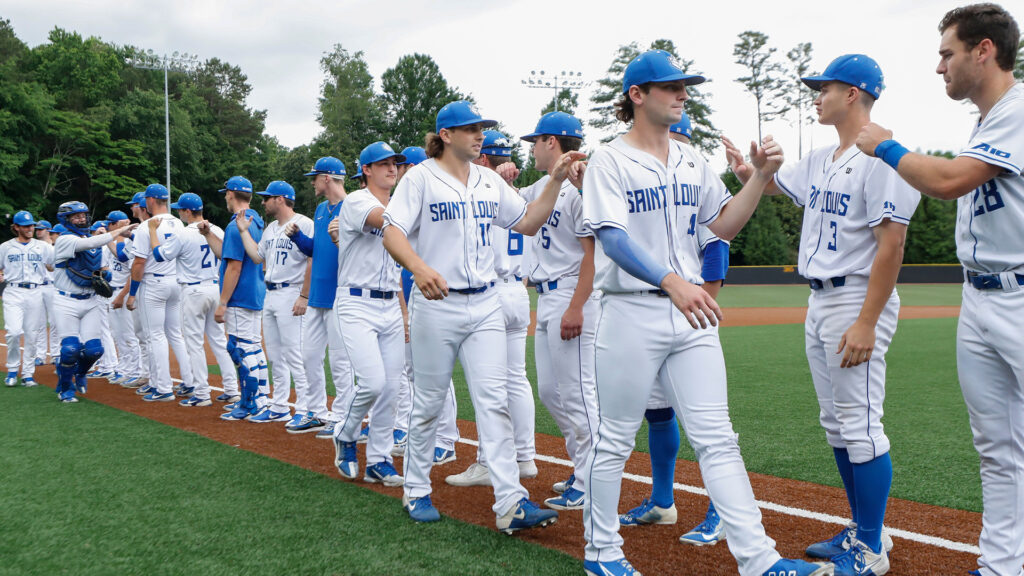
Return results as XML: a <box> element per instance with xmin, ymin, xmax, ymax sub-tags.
<box><xmin>219</xmin><ymin>260</ymin><xmax>242</xmax><ymax>305</ymax></box>
<box><xmin>291</xmin><ymin>229</ymin><xmax>313</xmax><ymax>256</ymax></box>
<box><xmin>567</xmin><ymin>236</ymin><xmax>596</xmax><ymax>310</ymax></box>
<box><xmin>858</xmin><ymin>232</ymin><xmax>905</xmax><ymax>326</ymax></box>
<box><xmin>76</xmin><ymin>233</ymin><xmax>115</xmax><ymax>252</ymax></box>
<box><xmin>129</xmin><ymin>257</ymin><xmax>146</xmax><ymax>282</ymax></box>
<box><xmin>239</xmin><ymin>230</ymin><xmax>263</xmax><ymax>263</ymax></box>
<box><xmin>701</xmin><ymin>280</ymin><xmax>723</xmax><ymax>300</ymax></box>
<box><xmin>516</xmin><ymin>177</ymin><xmax>562</xmax><ymax>235</ymax></box>
<box><xmin>205</xmin><ymin>233</ymin><xmax>224</xmax><ymax>258</ymax></box>
<box><xmin>595</xmin><ymin>227</ymin><xmax>672</xmax><ymax>288</ymax></box>
<box><xmin>383</xmin><ymin>227</ymin><xmax>431</xmax><ymax>278</ymax></box>
<box><xmin>894</xmin><ymin>153</ymin><xmax>976</xmax><ymax>200</ymax></box>
<box><xmin>709</xmin><ymin>170</ymin><xmax>770</xmax><ymax>241</ymax></box>
<box><xmin>299</xmin><ymin>260</ymin><xmax>312</xmax><ymax>299</ymax></box>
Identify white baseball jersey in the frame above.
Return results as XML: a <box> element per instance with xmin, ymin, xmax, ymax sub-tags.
<box><xmin>53</xmin><ymin>233</ymin><xmax>115</xmax><ymax>294</ymax></box>
<box><xmin>260</xmin><ymin>214</ymin><xmax>313</xmax><ymax>285</ymax></box>
<box><xmin>337</xmin><ymin>189</ymin><xmax>400</xmax><ymax>291</ymax></box>
<box><xmin>0</xmin><ymin>239</ymin><xmax>53</xmax><ymax>285</ymax></box>
<box><xmin>955</xmin><ymin>82</ymin><xmax>1024</xmax><ymax>273</ymax></box>
<box><xmin>131</xmin><ymin>214</ymin><xmax>187</xmax><ymax>277</ymax></box>
<box><xmin>491</xmin><ymin>220</ymin><xmax>527</xmax><ymax>280</ymax></box>
<box><xmin>154</xmin><ymin>222</ymin><xmax>224</xmax><ymax>284</ymax></box>
<box><xmin>774</xmin><ymin>146</ymin><xmax>920</xmax><ymax>280</ymax></box>
<box><xmin>521</xmin><ymin>175</ymin><xmax>589</xmax><ymax>283</ymax></box>
<box><xmin>109</xmin><ymin>238</ymin><xmax>132</xmax><ymax>287</ymax></box>
<box><xmin>383</xmin><ymin>158</ymin><xmax>527</xmax><ymax>290</ymax></box>
<box><xmin>581</xmin><ymin>137</ymin><xmax>731</xmax><ymax>291</ymax></box>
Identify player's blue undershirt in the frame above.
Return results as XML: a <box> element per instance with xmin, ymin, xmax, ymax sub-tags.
<box><xmin>220</xmin><ymin>208</ymin><xmax>266</xmax><ymax>311</ymax></box>
<box><xmin>291</xmin><ymin>199</ymin><xmax>342</xmax><ymax>309</ymax></box>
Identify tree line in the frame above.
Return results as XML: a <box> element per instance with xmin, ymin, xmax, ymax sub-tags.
<box><xmin>1</xmin><ymin>20</ymin><xmax>1021</xmax><ymax>264</ymax></box>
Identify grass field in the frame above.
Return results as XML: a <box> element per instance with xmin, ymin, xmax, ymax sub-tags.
<box><xmin>0</xmin><ymin>282</ymin><xmax>980</xmax><ymax>573</ymax></box>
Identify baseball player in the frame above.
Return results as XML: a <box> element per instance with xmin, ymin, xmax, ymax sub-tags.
<box><xmin>153</xmin><ymin>192</ymin><xmax>240</xmax><ymax>407</ymax></box>
<box><xmin>618</xmin><ymin>114</ymin><xmax>729</xmax><ymax>547</ymax></box>
<box><xmin>117</xmin><ymin>192</ymin><xmax>152</xmax><ymax>389</ymax></box>
<box><xmin>854</xmin><ymin>6</ymin><xmax>1021</xmax><ymax>575</ymax></box>
<box><xmin>391</xmin><ymin>145</ymin><xmax>461</xmax><ymax>463</ymax></box>
<box><xmin>235</xmin><ymin>181</ymin><xmax>312</xmax><ymax>421</ymax></box>
<box><xmin>382</xmin><ymin>100</ymin><xmax>578</xmax><ymax>532</ymax></box>
<box><xmin>445</xmin><ymin>129</ymin><xmax>539</xmax><ymax>487</ymax></box>
<box><xmin>726</xmin><ymin>54</ymin><xmax>919</xmax><ymax>576</ymax></box>
<box><xmin>87</xmin><ymin>220</ymin><xmax>119</xmax><ymax>379</ymax></box>
<box><xmin>1</xmin><ymin>211</ymin><xmax>53</xmax><ymax>387</ymax></box>
<box><xmin>104</xmin><ymin>211</ymin><xmax>143</xmax><ymax>385</ymax></box>
<box><xmin>330</xmin><ymin>141</ymin><xmax>407</xmax><ymax>487</ymax></box>
<box><xmin>200</xmin><ymin>176</ymin><xmax>269</xmax><ymax>421</ymax></box>
<box><xmin>126</xmin><ymin>184</ymin><xmax>194</xmax><ymax>402</ymax></box>
<box><xmin>52</xmin><ymin>201</ymin><xmax>135</xmax><ymax>402</ymax></box>
<box><xmin>578</xmin><ymin>50</ymin><xmax>828</xmax><ymax>576</ymax></box>
<box><xmin>32</xmin><ymin>220</ymin><xmax>57</xmax><ymax>366</ymax></box>
<box><xmin>283</xmin><ymin>157</ymin><xmax>354</xmax><ymax>435</ymax></box>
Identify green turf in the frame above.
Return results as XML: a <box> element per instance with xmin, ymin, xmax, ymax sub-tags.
<box><xmin>715</xmin><ymin>283</ymin><xmax>963</xmax><ymax>308</ymax></box>
<box><xmin>0</xmin><ymin>386</ymin><xmax>578</xmax><ymax>576</ymax></box>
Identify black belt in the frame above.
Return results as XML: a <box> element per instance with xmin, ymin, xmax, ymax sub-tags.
<box><xmin>186</xmin><ymin>279</ymin><xmax>219</xmax><ymax>286</ymax></box>
<box><xmin>808</xmin><ymin>276</ymin><xmax>847</xmax><ymax>290</ymax></box>
<box><xmin>535</xmin><ymin>281</ymin><xmax>558</xmax><ymax>294</ymax></box>
<box><xmin>58</xmin><ymin>290</ymin><xmax>91</xmax><ymax>300</ymax></box>
<box><xmin>265</xmin><ymin>282</ymin><xmax>291</xmax><ymax>290</ymax></box>
<box><xmin>965</xmin><ymin>270</ymin><xmax>1024</xmax><ymax>291</ymax></box>
<box><xmin>14</xmin><ymin>283</ymin><xmax>39</xmax><ymax>289</ymax></box>
<box><xmin>451</xmin><ymin>283</ymin><xmax>493</xmax><ymax>295</ymax></box>
<box><xmin>348</xmin><ymin>288</ymin><xmax>394</xmax><ymax>300</ymax></box>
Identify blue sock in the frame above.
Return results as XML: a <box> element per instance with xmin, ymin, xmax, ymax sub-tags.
<box><xmin>645</xmin><ymin>408</ymin><xmax>679</xmax><ymax>508</ymax></box>
<box><xmin>833</xmin><ymin>447</ymin><xmax>858</xmax><ymax>524</ymax></box>
<box><xmin>852</xmin><ymin>452</ymin><xmax>892</xmax><ymax>553</ymax></box>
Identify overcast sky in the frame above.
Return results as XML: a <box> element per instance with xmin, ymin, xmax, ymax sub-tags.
<box><xmin>5</xmin><ymin>0</ymin><xmax>1003</xmax><ymax>169</ymax></box>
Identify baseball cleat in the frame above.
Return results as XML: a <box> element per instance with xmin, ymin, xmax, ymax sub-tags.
<box><xmin>762</xmin><ymin>558</ymin><xmax>834</xmax><ymax>576</ymax></box>
<box><xmin>497</xmin><ymin>498</ymin><xmax>558</xmax><ymax>535</ymax></box>
<box><xmin>108</xmin><ymin>372</ymin><xmax>126</xmax><ymax>384</ymax></box>
<box><xmin>60</xmin><ymin>395</ymin><xmax>79</xmax><ymax>403</ymax></box>
<box><xmin>364</xmin><ymin>461</ymin><xmax>404</xmax><ymax>487</ymax></box>
<box><xmin>120</xmin><ymin>377</ymin><xmax>144</xmax><ymax>389</ymax></box>
<box><xmin>357</xmin><ymin>425</ymin><xmax>369</xmax><ymax>443</ymax></box>
<box><xmin>90</xmin><ymin>370</ymin><xmax>113</xmax><ymax>379</ymax></box>
<box><xmin>135</xmin><ymin>384</ymin><xmax>154</xmax><ymax>396</ymax></box>
<box><xmin>214</xmin><ymin>392</ymin><xmax>240</xmax><ymax>403</ymax></box>
<box><xmin>518</xmin><ymin>459</ymin><xmax>538</xmax><ymax>479</ymax></box>
<box><xmin>248</xmin><ymin>409</ymin><xmax>291</xmax><ymax>423</ymax></box>
<box><xmin>805</xmin><ymin>523</ymin><xmax>894</xmax><ymax>559</ymax></box>
<box><xmin>174</xmin><ymin>385</ymin><xmax>194</xmax><ymax>397</ymax></box>
<box><xmin>4</xmin><ymin>375</ymin><xmax>17</xmax><ymax>387</ymax></box>
<box><xmin>333</xmin><ymin>436</ymin><xmax>359</xmax><ymax>480</ymax></box>
<box><xmin>21</xmin><ymin>377</ymin><xmax>37</xmax><ymax>388</ymax></box>
<box><xmin>179</xmin><ymin>396</ymin><xmax>212</xmax><ymax>407</ymax></box>
<box><xmin>679</xmin><ymin>501</ymin><xmax>726</xmax><ymax>546</ymax></box>
<box><xmin>403</xmin><ymin>494</ymin><xmax>441</xmax><ymax>523</ymax></box>
<box><xmin>830</xmin><ymin>539</ymin><xmax>888</xmax><ymax>576</ymax></box>
<box><xmin>552</xmin><ymin>473</ymin><xmax>575</xmax><ymax>494</ymax></box>
<box><xmin>143</xmin><ymin>391</ymin><xmax>175</xmax><ymax>402</ymax></box>
<box><xmin>286</xmin><ymin>411</ymin><xmax>326</xmax><ymax>434</ymax></box>
<box><xmin>76</xmin><ymin>376</ymin><xmax>87</xmax><ymax>395</ymax></box>
<box><xmin>220</xmin><ymin>405</ymin><xmax>253</xmax><ymax>421</ymax></box>
<box><xmin>619</xmin><ymin>498</ymin><xmax>678</xmax><ymax>526</ymax></box>
<box><xmin>285</xmin><ymin>413</ymin><xmax>304</xmax><ymax>428</ymax></box>
<box><xmin>433</xmin><ymin>448</ymin><xmax>456</xmax><ymax>465</ymax></box>
<box><xmin>393</xmin><ymin>429</ymin><xmax>407</xmax><ymax>447</ymax></box>
<box><xmin>315</xmin><ymin>421</ymin><xmax>337</xmax><ymax>439</ymax></box>
<box><xmin>544</xmin><ymin>486</ymin><xmax>585</xmax><ymax>511</ymax></box>
<box><xmin>446</xmin><ymin>462</ymin><xmax>492</xmax><ymax>487</ymax></box>
<box><xmin>222</xmin><ymin>401</ymin><xmax>239</xmax><ymax>411</ymax></box>
<box><xmin>583</xmin><ymin>558</ymin><xmax>642</xmax><ymax>576</ymax></box>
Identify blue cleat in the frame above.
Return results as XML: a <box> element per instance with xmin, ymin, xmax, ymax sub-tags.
<box><xmin>806</xmin><ymin>523</ymin><xmax>893</xmax><ymax>559</ymax></box>
<box><xmin>286</xmin><ymin>411</ymin><xmax>325</xmax><ymax>434</ymax></box>
<box><xmin>553</xmin><ymin>473</ymin><xmax>575</xmax><ymax>494</ymax></box>
<box><xmin>179</xmin><ymin>396</ymin><xmax>212</xmax><ymax>407</ymax></box>
<box><xmin>21</xmin><ymin>377</ymin><xmax>37</xmax><ymax>388</ymax></box>
<box><xmin>364</xmin><ymin>461</ymin><xmax>404</xmax><ymax>487</ymax></box>
<box><xmin>357</xmin><ymin>424</ymin><xmax>369</xmax><ymax>443</ymax></box>
<box><xmin>249</xmin><ymin>409</ymin><xmax>291</xmax><ymax>423</ymax></box>
<box><xmin>762</xmin><ymin>558</ymin><xmax>834</xmax><ymax>576</ymax></box>
<box><xmin>830</xmin><ymin>539</ymin><xmax>888</xmax><ymax>576</ymax></box>
<box><xmin>174</xmin><ymin>385</ymin><xmax>194</xmax><ymax>397</ymax></box>
<box><xmin>4</xmin><ymin>375</ymin><xmax>18</xmax><ymax>387</ymax></box>
<box><xmin>135</xmin><ymin>384</ymin><xmax>154</xmax><ymax>396</ymax></box>
<box><xmin>143</xmin><ymin>391</ymin><xmax>175</xmax><ymax>402</ymax></box>
<box><xmin>214</xmin><ymin>392</ymin><xmax>240</xmax><ymax>403</ymax></box>
<box><xmin>315</xmin><ymin>421</ymin><xmax>338</xmax><ymax>439</ymax></box>
<box><xmin>583</xmin><ymin>558</ymin><xmax>642</xmax><ymax>576</ymax></box>
<box><xmin>619</xmin><ymin>498</ymin><xmax>678</xmax><ymax>527</ymax></box>
<box><xmin>393</xmin><ymin>429</ymin><xmax>407</xmax><ymax>446</ymax></box>
<box><xmin>333</xmin><ymin>437</ymin><xmax>359</xmax><ymax>480</ymax></box>
<box><xmin>220</xmin><ymin>405</ymin><xmax>253</xmax><ymax>421</ymax></box>
<box><xmin>433</xmin><ymin>447</ymin><xmax>456</xmax><ymax>465</ymax></box>
<box><xmin>285</xmin><ymin>413</ymin><xmax>304</xmax><ymax>428</ymax></box>
<box><xmin>679</xmin><ymin>501</ymin><xmax>726</xmax><ymax>546</ymax></box>
<box><xmin>544</xmin><ymin>486</ymin><xmax>585</xmax><ymax>511</ymax></box>
<box><xmin>496</xmin><ymin>498</ymin><xmax>558</xmax><ymax>534</ymax></box>
<box><xmin>403</xmin><ymin>494</ymin><xmax>441</xmax><ymax>523</ymax></box>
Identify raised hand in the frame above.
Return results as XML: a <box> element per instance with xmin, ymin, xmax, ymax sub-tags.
<box><xmin>856</xmin><ymin>122</ymin><xmax>894</xmax><ymax>157</ymax></box>
<box><xmin>550</xmin><ymin>151</ymin><xmax>589</xmax><ymax>183</ymax></box>
<box><xmin>236</xmin><ymin>212</ymin><xmax>253</xmax><ymax>234</ymax></box>
<box><xmin>568</xmin><ymin>159</ymin><xmax>587</xmax><ymax>190</ymax></box>
<box><xmin>495</xmin><ymin>161</ymin><xmax>521</xmax><ymax>186</ymax></box>
<box><xmin>723</xmin><ymin>136</ymin><xmax>754</xmax><ymax>183</ymax></box>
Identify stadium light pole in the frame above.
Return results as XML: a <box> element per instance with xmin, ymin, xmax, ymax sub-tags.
<box><xmin>521</xmin><ymin>70</ymin><xmax>588</xmax><ymax>112</ymax></box>
<box><xmin>125</xmin><ymin>50</ymin><xmax>199</xmax><ymax>191</ymax></box>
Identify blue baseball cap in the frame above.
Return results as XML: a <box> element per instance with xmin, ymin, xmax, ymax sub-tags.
<box><xmin>52</xmin><ymin>224</ymin><xmax>67</xmax><ymax>234</ymax></box>
<box><xmin>670</xmin><ymin>111</ymin><xmax>692</xmax><ymax>139</ymax></box>
<box><xmin>521</xmin><ymin>112</ymin><xmax>584</xmax><ymax>143</ymax></box>
<box><xmin>623</xmin><ymin>50</ymin><xmax>705</xmax><ymax>94</ymax></box>
<box><xmin>352</xmin><ymin>160</ymin><xmax>363</xmax><ymax>179</ymax></box>
<box><xmin>171</xmin><ymin>193</ymin><xmax>203</xmax><ymax>211</ymax></box>
<box><xmin>435</xmin><ymin>100</ymin><xmax>497</xmax><ymax>133</ymax></box>
<box><xmin>481</xmin><ymin>130</ymin><xmax>513</xmax><ymax>157</ymax></box>
<box><xmin>256</xmin><ymin>181</ymin><xmax>296</xmax><ymax>201</ymax></box>
<box><xmin>359</xmin><ymin>141</ymin><xmax>406</xmax><ymax>168</ymax></box>
<box><xmin>34</xmin><ymin>220</ymin><xmax>52</xmax><ymax>230</ymax></box>
<box><xmin>106</xmin><ymin>211</ymin><xmax>128</xmax><ymax>222</ymax></box>
<box><xmin>144</xmin><ymin>183</ymin><xmax>170</xmax><ymax>199</ymax></box>
<box><xmin>89</xmin><ymin>220</ymin><xmax>109</xmax><ymax>232</ymax></box>
<box><xmin>304</xmin><ymin>156</ymin><xmax>346</xmax><ymax>177</ymax></box>
<box><xmin>12</xmin><ymin>211</ymin><xmax>35</xmax><ymax>226</ymax></box>
<box><xmin>219</xmin><ymin>176</ymin><xmax>253</xmax><ymax>194</ymax></box>
<box><xmin>399</xmin><ymin>146</ymin><xmax>427</xmax><ymax>166</ymax></box>
<box><xmin>126</xmin><ymin>192</ymin><xmax>145</xmax><ymax>206</ymax></box>
<box><xmin>801</xmin><ymin>54</ymin><xmax>884</xmax><ymax>99</ymax></box>
<box><xmin>139</xmin><ymin>197</ymin><xmax>147</xmax><ymax>210</ymax></box>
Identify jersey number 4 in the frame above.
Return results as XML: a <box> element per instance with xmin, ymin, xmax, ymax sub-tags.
<box><xmin>973</xmin><ymin>180</ymin><xmax>1004</xmax><ymax>216</ymax></box>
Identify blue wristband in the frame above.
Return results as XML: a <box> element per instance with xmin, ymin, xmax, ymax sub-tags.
<box><xmin>874</xmin><ymin>139</ymin><xmax>909</xmax><ymax>171</ymax></box>
<box><xmin>129</xmin><ymin>279</ymin><xmax>141</xmax><ymax>296</ymax></box>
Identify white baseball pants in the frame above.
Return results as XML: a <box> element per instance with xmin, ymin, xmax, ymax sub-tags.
<box><xmin>3</xmin><ymin>286</ymin><xmax>42</xmax><ymax>378</ymax></box>
<box><xmin>302</xmin><ymin>305</ymin><xmax>353</xmax><ymax>420</ymax></box>
<box><xmin>138</xmin><ymin>276</ymin><xmax>192</xmax><ymax>395</ymax></box>
<box><xmin>181</xmin><ymin>282</ymin><xmax>238</xmax><ymax>400</ymax></box>
<box><xmin>262</xmin><ymin>285</ymin><xmax>306</xmax><ymax>413</ymax></box>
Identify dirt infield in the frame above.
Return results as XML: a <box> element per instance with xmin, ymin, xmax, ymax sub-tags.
<box><xmin>20</xmin><ymin>360</ymin><xmax>983</xmax><ymax>576</ymax></box>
